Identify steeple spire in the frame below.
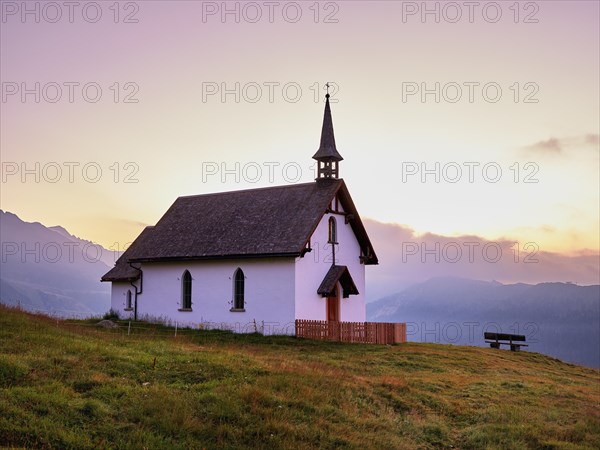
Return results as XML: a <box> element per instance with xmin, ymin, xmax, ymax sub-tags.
<box><xmin>313</xmin><ymin>84</ymin><xmax>343</xmax><ymax>180</ymax></box>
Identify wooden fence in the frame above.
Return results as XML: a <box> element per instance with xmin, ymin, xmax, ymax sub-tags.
<box><xmin>295</xmin><ymin>320</ymin><xmax>407</xmax><ymax>344</ymax></box>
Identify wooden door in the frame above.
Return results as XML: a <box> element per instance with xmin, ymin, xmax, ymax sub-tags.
<box><xmin>326</xmin><ymin>285</ymin><xmax>340</xmax><ymax>322</ymax></box>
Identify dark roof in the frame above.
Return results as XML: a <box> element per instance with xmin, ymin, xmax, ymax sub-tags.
<box><xmin>101</xmin><ymin>227</ymin><xmax>154</xmax><ymax>282</ymax></box>
<box><xmin>102</xmin><ymin>179</ymin><xmax>378</xmax><ymax>281</ymax></box>
<box><xmin>317</xmin><ymin>265</ymin><xmax>359</xmax><ymax>298</ymax></box>
<box><xmin>312</xmin><ymin>95</ymin><xmax>343</xmax><ymax>162</ymax></box>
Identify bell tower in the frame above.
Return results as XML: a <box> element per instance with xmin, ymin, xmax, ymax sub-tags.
<box><xmin>313</xmin><ymin>84</ymin><xmax>343</xmax><ymax>180</ymax></box>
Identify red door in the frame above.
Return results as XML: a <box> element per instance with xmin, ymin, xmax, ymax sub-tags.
<box><xmin>326</xmin><ymin>285</ymin><xmax>340</xmax><ymax>322</ymax></box>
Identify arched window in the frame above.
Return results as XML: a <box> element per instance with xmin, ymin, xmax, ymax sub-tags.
<box><xmin>233</xmin><ymin>268</ymin><xmax>245</xmax><ymax>310</ymax></box>
<box><xmin>181</xmin><ymin>270</ymin><xmax>192</xmax><ymax>310</ymax></box>
<box><xmin>126</xmin><ymin>290</ymin><xmax>132</xmax><ymax>309</ymax></box>
<box><xmin>328</xmin><ymin>217</ymin><xmax>337</xmax><ymax>244</ymax></box>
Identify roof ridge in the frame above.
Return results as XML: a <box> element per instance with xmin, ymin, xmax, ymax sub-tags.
<box><xmin>176</xmin><ymin>179</ymin><xmax>343</xmax><ymax>200</ymax></box>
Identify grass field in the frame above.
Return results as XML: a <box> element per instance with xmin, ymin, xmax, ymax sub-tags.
<box><xmin>0</xmin><ymin>305</ymin><xmax>599</xmax><ymax>449</ymax></box>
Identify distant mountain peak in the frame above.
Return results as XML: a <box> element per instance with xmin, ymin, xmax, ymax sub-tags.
<box><xmin>48</xmin><ymin>225</ymin><xmax>74</xmax><ymax>239</ymax></box>
<box><xmin>0</xmin><ymin>210</ymin><xmax>122</xmax><ymax>317</ymax></box>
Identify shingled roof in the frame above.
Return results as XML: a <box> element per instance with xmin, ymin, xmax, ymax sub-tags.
<box><xmin>102</xmin><ymin>179</ymin><xmax>378</xmax><ymax>281</ymax></box>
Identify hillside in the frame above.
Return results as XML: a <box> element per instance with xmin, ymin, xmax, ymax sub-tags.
<box><xmin>0</xmin><ymin>306</ymin><xmax>598</xmax><ymax>449</ymax></box>
<box><xmin>367</xmin><ymin>277</ymin><xmax>600</xmax><ymax>368</ymax></box>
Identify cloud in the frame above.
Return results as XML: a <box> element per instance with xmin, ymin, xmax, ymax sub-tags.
<box><xmin>524</xmin><ymin>137</ymin><xmax>563</xmax><ymax>154</ymax></box>
<box><xmin>363</xmin><ymin>219</ymin><xmax>600</xmax><ymax>301</ymax></box>
<box><xmin>521</xmin><ymin>134</ymin><xmax>599</xmax><ymax>156</ymax></box>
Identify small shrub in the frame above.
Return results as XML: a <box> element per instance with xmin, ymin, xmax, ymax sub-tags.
<box><xmin>102</xmin><ymin>309</ymin><xmax>120</xmax><ymax>321</ymax></box>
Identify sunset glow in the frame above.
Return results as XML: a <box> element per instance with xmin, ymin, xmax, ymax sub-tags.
<box><xmin>2</xmin><ymin>1</ymin><xmax>598</xmax><ymax>258</ymax></box>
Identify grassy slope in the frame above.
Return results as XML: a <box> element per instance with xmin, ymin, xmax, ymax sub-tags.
<box><xmin>0</xmin><ymin>306</ymin><xmax>598</xmax><ymax>450</ymax></box>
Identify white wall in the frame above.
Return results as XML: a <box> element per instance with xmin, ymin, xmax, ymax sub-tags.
<box><xmin>110</xmin><ymin>281</ymin><xmax>136</xmax><ymax>320</ymax></box>
<box><xmin>133</xmin><ymin>258</ymin><xmax>296</xmax><ymax>334</ymax></box>
<box><xmin>294</xmin><ymin>203</ymin><xmax>366</xmax><ymax>322</ymax></box>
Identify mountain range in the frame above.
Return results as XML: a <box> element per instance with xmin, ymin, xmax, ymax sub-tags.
<box><xmin>0</xmin><ymin>210</ymin><xmax>115</xmax><ymax>317</ymax></box>
<box><xmin>367</xmin><ymin>277</ymin><xmax>600</xmax><ymax>367</ymax></box>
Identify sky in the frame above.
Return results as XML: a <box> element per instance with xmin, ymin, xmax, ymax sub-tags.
<box><xmin>1</xmin><ymin>1</ymin><xmax>599</xmax><ymax>276</ymax></box>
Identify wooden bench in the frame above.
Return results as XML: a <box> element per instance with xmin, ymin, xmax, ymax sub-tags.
<box><xmin>484</xmin><ymin>332</ymin><xmax>528</xmax><ymax>352</ymax></box>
